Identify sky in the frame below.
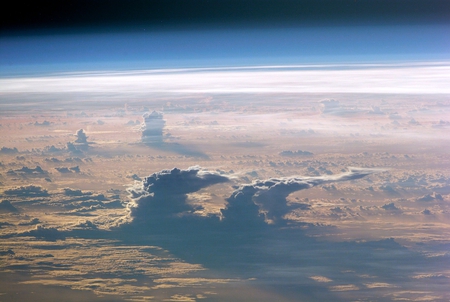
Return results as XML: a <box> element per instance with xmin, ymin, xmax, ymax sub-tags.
<box><xmin>1</xmin><ymin>0</ymin><xmax>449</xmax><ymax>75</ymax></box>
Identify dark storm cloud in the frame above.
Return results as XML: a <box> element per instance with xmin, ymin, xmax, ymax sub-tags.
<box><xmin>127</xmin><ymin>167</ymin><xmax>376</xmax><ymax>225</ymax></box>
<box><xmin>127</xmin><ymin>166</ymin><xmax>229</xmax><ymax>220</ymax></box>
<box><xmin>115</xmin><ymin>165</ymin><xmax>443</xmax><ymax>300</ymax></box>
<box><xmin>3</xmin><ymin>185</ymin><xmax>49</xmax><ymax>197</ymax></box>
<box><xmin>136</xmin><ymin>166</ymin><xmax>229</xmax><ymax>196</ymax></box>
<box><xmin>2</xmin><ymin>0</ymin><xmax>448</xmax><ymax>35</ymax></box>
<box><xmin>222</xmin><ymin>167</ymin><xmax>378</xmax><ymax>224</ymax></box>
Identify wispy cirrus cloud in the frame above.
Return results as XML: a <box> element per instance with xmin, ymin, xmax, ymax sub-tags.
<box><xmin>1</xmin><ymin>63</ymin><xmax>449</xmax><ymax>97</ymax></box>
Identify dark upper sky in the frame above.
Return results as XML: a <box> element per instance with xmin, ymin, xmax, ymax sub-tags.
<box><xmin>2</xmin><ymin>0</ymin><xmax>450</xmax><ymax>35</ymax></box>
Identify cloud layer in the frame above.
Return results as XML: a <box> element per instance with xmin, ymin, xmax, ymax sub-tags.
<box><xmin>1</xmin><ymin>63</ymin><xmax>449</xmax><ymax>96</ymax></box>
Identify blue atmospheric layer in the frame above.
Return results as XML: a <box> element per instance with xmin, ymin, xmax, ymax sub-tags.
<box><xmin>1</xmin><ymin>24</ymin><xmax>449</xmax><ymax>75</ymax></box>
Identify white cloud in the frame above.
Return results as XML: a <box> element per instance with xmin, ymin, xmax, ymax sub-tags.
<box><xmin>1</xmin><ymin>63</ymin><xmax>449</xmax><ymax>96</ymax></box>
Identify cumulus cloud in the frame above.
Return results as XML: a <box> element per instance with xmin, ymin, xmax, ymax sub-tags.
<box><xmin>0</xmin><ymin>200</ymin><xmax>18</xmax><ymax>213</ymax></box>
<box><xmin>62</xmin><ymin>193</ymin><xmax>108</xmax><ymax>206</ymax></box>
<box><xmin>33</xmin><ymin>120</ymin><xmax>51</xmax><ymax>126</ymax></box>
<box><xmin>320</xmin><ymin>99</ymin><xmax>341</xmax><ymax>114</ymax></box>
<box><xmin>70</xmin><ymin>166</ymin><xmax>80</xmax><ymax>173</ymax></box>
<box><xmin>279</xmin><ymin>150</ymin><xmax>313</xmax><ymax>157</ymax></box>
<box><xmin>55</xmin><ymin>166</ymin><xmax>80</xmax><ymax>173</ymax></box>
<box><xmin>0</xmin><ymin>147</ymin><xmax>19</xmax><ymax>154</ymax></box>
<box><xmin>422</xmin><ymin>209</ymin><xmax>432</xmax><ymax>215</ymax></box>
<box><xmin>8</xmin><ymin>166</ymin><xmax>48</xmax><ymax>176</ymax></box>
<box><xmin>18</xmin><ymin>218</ymin><xmax>40</xmax><ymax>226</ymax></box>
<box><xmin>64</xmin><ymin>129</ymin><xmax>91</xmax><ymax>154</ymax></box>
<box><xmin>0</xmin><ymin>225</ymin><xmax>66</xmax><ymax>241</ymax></box>
<box><xmin>432</xmin><ymin>120</ymin><xmax>450</xmax><ymax>128</ymax></box>
<box><xmin>126</xmin><ymin>174</ymin><xmax>142</xmax><ymax>181</ymax></box>
<box><xmin>417</xmin><ymin>192</ymin><xmax>443</xmax><ymax>202</ymax></box>
<box><xmin>3</xmin><ymin>185</ymin><xmax>49</xmax><ymax>197</ymax></box>
<box><xmin>126</xmin><ymin>166</ymin><xmax>377</xmax><ymax>226</ymax></box>
<box><xmin>74</xmin><ymin>129</ymin><xmax>88</xmax><ymax>144</ymax></box>
<box><xmin>127</xmin><ymin>166</ymin><xmax>229</xmax><ymax>221</ymax></box>
<box><xmin>55</xmin><ymin>167</ymin><xmax>71</xmax><ymax>173</ymax></box>
<box><xmin>319</xmin><ymin>99</ymin><xmax>364</xmax><ymax>116</ymax></box>
<box><xmin>222</xmin><ymin>167</ymin><xmax>378</xmax><ymax>224</ymax></box>
<box><xmin>63</xmin><ymin>188</ymin><xmax>91</xmax><ymax>196</ymax></box>
<box><xmin>21</xmin><ymin>225</ymin><xmax>66</xmax><ymax>241</ymax></box>
<box><xmin>141</xmin><ymin>111</ymin><xmax>165</xmax><ymax>143</ymax></box>
<box><xmin>74</xmin><ymin>220</ymin><xmax>98</xmax><ymax>230</ymax></box>
<box><xmin>43</xmin><ymin>145</ymin><xmax>65</xmax><ymax>153</ymax></box>
<box><xmin>381</xmin><ymin>202</ymin><xmax>401</xmax><ymax>211</ymax></box>
<box><xmin>367</xmin><ymin>106</ymin><xmax>385</xmax><ymax>115</ymax></box>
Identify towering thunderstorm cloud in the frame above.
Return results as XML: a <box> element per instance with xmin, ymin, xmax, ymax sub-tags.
<box><xmin>127</xmin><ymin>166</ymin><xmax>377</xmax><ymax>226</ymax></box>
<box><xmin>222</xmin><ymin>167</ymin><xmax>376</xmax><ymax>224</ymax></box>
<box><xmin>141</xmin><ymin>111</ymin><xmax>165</xmax><ymax>143</ymax></box>
<box><xmin>74</xmin><ymin>129</ymin><xmax>88</xmax><ymax>144</ymax></box>
<box><xmin>127</xmin><ymin>166</ymin><xmax>229</xmax><ymax>222</ymax></box>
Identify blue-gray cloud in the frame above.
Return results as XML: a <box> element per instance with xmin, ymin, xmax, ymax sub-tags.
<box><xmin>141</xmin><ymin>111</ymin><xmax>165</xmax><ymax>143</ymax></box>
<box><xmin>127</xmin><ymin>166</ymin><xmax>229</xmax><ymax>222</ymax></box>
<box><xmin>3</xmin><ymin>185</ymin><xmax>49</xmax><ymax>197</ymax></box>
<box><xmin>0</xmin><ymin>200</ymin><xmax>18</xmax><ymax>213</ymax></box>
<box><xmin>222</xmin><ymin>167</ymin><xmax>377</xmax><ymax>224</ymax></box>
<box><xmin>74</xmin><ymin>129</ymin><xmax>88</xmax><ymax>144</ymax></box>
<box><xmin>0</xmin><ymin>147</ymin><xmax>19</xmax><ymax>154</ymax></box>
<box><xmin>115</xmin><ymin>165</ymin><xmax>442</xmax><ymax>301</ymax></box>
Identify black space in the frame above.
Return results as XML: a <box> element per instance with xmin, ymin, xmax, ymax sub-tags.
<box><xmin>2</xmin><ymin>0</ymin><xmax>450</xmax><ymax>35</ymax></box>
